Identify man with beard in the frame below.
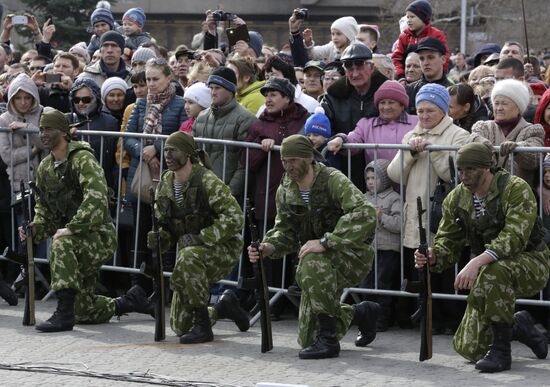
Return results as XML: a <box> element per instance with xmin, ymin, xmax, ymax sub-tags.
<box><xmin>414</xmin><ymin>142</ymin><xmax>549</xmax><ymax>372</ymax></box>
<box><xmin>248</xmin><ymin>134</ymin><xmax>380</xmax><ymax>359</ymax></box>
<box><xmin>148</xmin><ymin>131</ymin><xmax>250</xmax><ymax>344</ymax></box>
<box><xmin>19</xmin><ymin>109</ymin><xmax>154</xmax><ymax>332</ymax></box>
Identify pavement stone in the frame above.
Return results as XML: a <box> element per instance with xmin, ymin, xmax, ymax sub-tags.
<box><xmin>0</xmin><ymin>299</ymin><xmax>549</xmax><ymax>387</ymax></box>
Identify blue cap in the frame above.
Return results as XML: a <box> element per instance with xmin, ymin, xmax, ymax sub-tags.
<box><xmin>123</xmin><ymin>7</ymin><xmax>146</xmax><ymax>29</ymax></box>
<box><xmin>91</xmin><ymin>8</ymin><xmax>114</xmax><ymax>29</ymax></box>
<box><xmin>304</xmin><ymin>107</ymin><xmax>331</xmax><ymax>138</ymax></box>
<box><xmin>415</xmin><ymin>83</ymin><xmax>449</xmax><ymax>113</ymax></box>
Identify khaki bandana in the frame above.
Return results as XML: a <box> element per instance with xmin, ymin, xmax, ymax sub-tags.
<box><xmin>456</xmin><ymin>142</ymin><xmax>494</xmax><ymax>169</ymax></box>
<box><xmin>165</xmin><ymin>131</ymin><xmax>212</xmax><ymax>169</ymax></box>
<box><xmin>40</xmin><ymin>109</ymin><xmax>70</xmax><ymax>133</ymax></box>
<box><xmin>280</xmin><ymin>134</ymin><xmax>324</xmax><ymax>162</ymax></box>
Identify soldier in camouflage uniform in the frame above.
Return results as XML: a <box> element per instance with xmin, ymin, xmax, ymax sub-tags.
<box><xmin>415</xmin><ymin>142</ymin><xmax>550</xmax><ymax>373</ymax></box>
<box><xmin>19</xmin><ymin>109</ymin><xmax>154</xmax><ymax>333</ymax></box>
<box><xmin>147</xmin><ymin>131</ymin><xmax>250</xmax><ymax>344</ymax></box>
<box><xmin>248</xmin><ymin>134</ymin><xmax>380</xmax><ymax>359</ymax></box>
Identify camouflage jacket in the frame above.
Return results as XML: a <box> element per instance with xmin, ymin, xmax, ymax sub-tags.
<box><xmin>33</xmin><ymin>141</ymin><xmax>113</xmax><ymax>242</ymax></box>
<box><xmin>263</xmin><ymin>163</ymin><xmax>377</xmax><ymax>257</ymax></box>
<box><xmin>154</xmin><ymin>164</ymin><xmax>244</xmax><ymax>249</ymax></box>
<box><xmin>432</xmin><ymin>169</ymin><xmax>549</xmax><ymax>272</ymax></box>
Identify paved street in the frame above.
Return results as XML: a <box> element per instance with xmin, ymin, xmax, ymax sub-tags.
<box><xmin>0</xmin><ymin>299</ymin><xmax>549</xmax><ymax>387</ymax></box>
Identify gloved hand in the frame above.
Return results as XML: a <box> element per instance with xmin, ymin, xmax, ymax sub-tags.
<box><xmin>179</xmin><ymin>233</ymin><xmax>202</xmax><ymax>248</ymax></box>
<box><xmin>147</xmin><ymin>229</ymin><xmax>171</xmax><ymax>251</ymax></box>
<box><xmin>499</xmin><ymin>141</ymin><xmax>517</xmax><ymax>156</ymax></box>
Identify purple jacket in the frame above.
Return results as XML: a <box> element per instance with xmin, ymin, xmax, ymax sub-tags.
<box><xmin>340</xmin><ymin>112</ymin><xmax>418</xmax><ymax>163</ymax></box>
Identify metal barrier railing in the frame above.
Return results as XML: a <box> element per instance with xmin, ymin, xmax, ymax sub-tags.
<box><xmin>1</xmin><ymin>127</ymin><xmax>550</xmax><ymax>309</ymax></box>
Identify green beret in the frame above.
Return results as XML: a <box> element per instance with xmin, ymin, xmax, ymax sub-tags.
<box><xmin>40</xmin><ymin>108</ymin><xmax>70</xmax><ymax>133</ymax></box>
<box><xmin>280</xmin><ymin>134</ymin><xmax>324</xmax><ymax>162</ymax></box>
<box><xmin>456</xmin><ymin>142</ymin><xmax>494</xmax><ymax>169</ymax></box>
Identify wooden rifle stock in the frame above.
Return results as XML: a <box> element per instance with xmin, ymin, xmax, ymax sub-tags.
<box><xmin>245</xmin><ymin>199</ymin><xmax>273</xmax><ymax>353</ymax></box>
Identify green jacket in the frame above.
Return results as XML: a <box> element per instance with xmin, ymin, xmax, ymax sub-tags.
<box><xmin>236</xmin><ymin>80</ymin><xmax>265</xmax><ymax>115</ymax></box>
<box><xmin>33</xmin><ymin>140</ymin><xmax>113</xmax><ymax>242</ymax></box>
<box><xmin>433</xmin><ymin>169</ymin><xmax>549</xmax><ymax>272</ymax></box>
<box><xmin>263</xmin><ymin>163</ymin><xmax>377</xmax><ymax>257</ymax></box>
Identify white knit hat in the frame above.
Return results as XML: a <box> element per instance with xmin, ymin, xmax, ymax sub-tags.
<box><xmin>331</xmin><ymin>16</ymin><xmax>358</xmax><ymax>44</ymax></box>
<box><xmin>101</xmin><ymin>77</ymin><xmax>127</xmax><ymax>102</ymax></box>
<box><xmin>491</xmin><ymin>79</ymin><xmax>530</xmax><ymax>114</ymax></box>
<box><xmin>184</xmin><ymin>82</ymin><xmax>212</xmax><ymax>109</ymax></box>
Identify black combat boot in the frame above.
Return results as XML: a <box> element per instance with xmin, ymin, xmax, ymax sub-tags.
<box><xmin>180</xmin><ymin>307</ymin><xmax>214</xmax><ymax>344</ymax></box>
<box><xmin>512</xmin><ymin>310</ymin><xmax>548</xmax><ymax>359</ymax></box>
<box><xmin>475</xmin><ymin>323</ymin><xmax>512</xmax><ymax>372</ymax></box>
<box><xmin>214</xmin><ymin>289</ymin><xmax>250</xmax><ymax>332</ymax></box>
<box><xmin>299</xmin><ymin>314</ymin><xmax>340</xmax><ymax>359</ymax></box>
<box><xmin>352</xmin><ymin>300</ymin><xmax>380</xmax><ymax>347</ymax></box>
<box><xmin>114</xmin><ymin>285</ymin><xmax>155</xmax><ymax>317</ymax></box>
<box><xmin>36</xmin><ymin>288</ymin><xmax>77</xmax><ymax>332</ymax></box>
<box><xmin>0</xmin><ymin>280</ymin><xmax>17</xmax><ymax>306</ymax></box>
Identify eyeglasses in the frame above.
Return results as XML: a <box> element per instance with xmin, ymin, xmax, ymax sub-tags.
<box><xmin>72</xmin><ymin>96</ymin><xmax>93</xmax><ymax>104</ymax></box>
<box><xmin>343</xmin><ymin>60</ymin><xmax>368</xmax><ymax>70</ymax></box>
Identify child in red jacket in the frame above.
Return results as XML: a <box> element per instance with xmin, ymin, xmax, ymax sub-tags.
<box><xmin>392</xmin><ymin>0</ymin><xmax>450</xmax><ymax>82</ymax></box>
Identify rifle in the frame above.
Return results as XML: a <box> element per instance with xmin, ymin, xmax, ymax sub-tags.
<box><xmin>141</xmin><ymin>186</ymin><xmax>165</xmax><ymax>341</ymax></box>
<box><xmin>402</xmin><ymin>196</ymin><xmax>432</xmax><ymax>361</ymax></box>
<box><xmin>245</xmin><ymin>198</ymin><xmax>273</xmax><ymax>353</ymax></box>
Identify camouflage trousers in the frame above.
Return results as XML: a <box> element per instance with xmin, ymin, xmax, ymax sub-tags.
<box><xmin>169</xmin><ymin>237</ymin><xmax>242</xmax><ymax>336</ymax></box>
<box><xmin>453</xmin><ymin>250</ymin><xmax>550</xmax><ymax>362</ymax></box>
<box><xmin>49</xmin><ymin>223</ymin><xmax>117</xmax><ymax>324</ymax></box>
<box><xmin>295</xmin><ymin>245</ymin><xmax>373</xmax><ymax>348</ymax></box>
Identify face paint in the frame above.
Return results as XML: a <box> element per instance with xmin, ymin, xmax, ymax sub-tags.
<box><xmin>164</xmin><ymin>145</ymin><xmax>188</xmax><ymax>171</ymax></box>
<box><xmin>282</xmin><ymin>157</ymin><xmax>310</xmax><ymax>182</ymax></box>
<box><xmin>39</xmin><ymin>127</ymin><xmax>66</xmax><ymax>149</ymax></box>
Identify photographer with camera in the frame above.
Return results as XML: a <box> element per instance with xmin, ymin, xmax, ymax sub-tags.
<box><xmin>1</xmin><ymin>14</ymin><xmax>56</xmax><ymax>62</ymax></box>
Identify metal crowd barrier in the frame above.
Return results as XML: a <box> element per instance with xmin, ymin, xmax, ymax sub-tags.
<box><xmin>1</xmin><ymin>127</ymin><xmax>550</xmax><ymax>312</ymax></box>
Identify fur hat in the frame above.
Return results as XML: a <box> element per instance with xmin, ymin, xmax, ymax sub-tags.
<box><xmin>406</xmin><ymin>0</ymin><xmax>433</xmax><ymax>25</ymax></box>
<box><xmin>416</xmin><ymin>83</ymin><xmax>449</xmax><ymax>113</ymax></box>
<box><xmin>374</xmin><ymin>80</ymin><xmax>409</xmax><ymax>108</ymax></box>
<box><xmin>331</xmin><ymin>16</ymin><xmax>358</xmax><ymax>44</ymax></box>
<box><xmin>184</xmin><ymin>82</ymin><xmax>212</xmax><ymax>109</ymax></box>
<box><xmin>491</xmin><ymin>79</ymin><xmax>530</xmax><ymax>114</ymax></box>
<box><xmin>123</xmin><ymin>7</ymin><xmax>146</xmax><ymax>29</ymax></box>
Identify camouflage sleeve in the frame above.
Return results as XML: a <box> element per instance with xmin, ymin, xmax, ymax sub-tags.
<box><xmin>432</xmin><ymin>188</ymin><xmax>467</xmax><ymax>272</ymax></box>
<box><xmin>31</xmin><ymin>162</ymin><xmax>57</xmax><ymax>242</ymax></box>
<box><xmin>65</xmin><ymin>151</ymin><xmax>111</xmax><ymax>234</ymax></box>
<box><xmin>263</xmin><ymin>185</ymin><xmax>301</xmax><ymax>258</ymax></box>
<box><xmin>199</xmin><ymin>170</ymin><xmax>244</xmax><ymax>246</ymax></box>
<box><xmin>324</xmin><ymin>169</ymin><xmax>377</xmax><ymax>250</ymax></box>
<box><xmin>153</xmin><ymin>176</ymin><xmax>176</xmax><ymax>250</ymax></box>
<box><xmin>485</xmin><ymin>176</ymin><xmax>537</xmax><ymax>260</ymax></box>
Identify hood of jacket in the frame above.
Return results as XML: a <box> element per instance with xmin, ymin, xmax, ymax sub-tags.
<box><xmin>365</xmin><ymin>158</ymin><xmax>392</xmax><ymax>192</ymax></box>
<box><xmin>7</xmin><ymin>73</ymin><xmax>41</xmax><ymax>117</ymax></box>
<box><xmin>69</xmin><ymin>77</ymin><xmax>103</xmax><ymax>118</ymax></box>
<box><xmin>535</xmin><ymin>89</ymin><xmax>550</xmax><ymax>130</ymax></box>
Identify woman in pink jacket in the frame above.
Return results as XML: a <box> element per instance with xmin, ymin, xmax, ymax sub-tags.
<box><xmin>327</xmin><ymin>80</ymin><xmax>418</xmax><ymax>165</ymax></box>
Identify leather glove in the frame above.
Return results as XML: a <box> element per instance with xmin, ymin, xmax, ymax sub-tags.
<box><xmin>499</xmin><ymin>141</ymin><xmax>517</xmax><ymax>156</ymax></box>
<box><xmin>179</xmin><ymin>233</ymin><xmax>202</xmax><ymax>248</ymax></box>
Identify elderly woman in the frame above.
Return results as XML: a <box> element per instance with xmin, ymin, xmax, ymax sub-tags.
<box><xmin>470</xmin><ymin>79</ymin><xmax>544</xmax><ymax>188</ymax></box>
<box><xmin>388</xmin><ymin>83</ymin><xmax>469</xmax><ymax>331</ymax></box>
<box><xmin>101</xmin><ymin>76</ymin><xmax>128</xmax><ymax>128</ymax></box>
<box><xmin>327</xmin><ymin>80</ymin><xmax>418</xmax><ymax>164</ymax></box>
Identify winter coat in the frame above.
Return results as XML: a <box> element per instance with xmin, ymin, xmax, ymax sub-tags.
<box><xmin>469</xmin><ymin>117</ymin><xmax>544</xmax><ymax>188</ymax></box>
<box><xmin>453</xmin><ymin>95</ymin><xmax>492</xmax><ymax>132</ymax></box>
<box><xmin>78</xmin><ymin>59</ymin><xmax>131</xmax><ymax>88</ymax></box>
<box><xmin>124</xmin><ymin>94</ymin><xmax>186</xmax><ymax>202</ymax></box>
<box><xmin>243</xmin><ymin>101</ymin><xmax>309</xmax><ymax>220</ymax></box>
<box><xmin>387</xmin><ymin>115</ymin><xmax>469</xmax><ymax>248</ymax></box>
<box><xmin>365</xmin><ymin>159</ymin><xmax>401</xmax><ymax>252</ymax></box>
<box><xmin>125</xmin><ymin>31</ymin><xmax>152</xmax><ymax>51</ymax></box>
<box><xmin>66</xmin><ymin>77</ymin><xmax>119</xmax><ymax>190</ymax></box>
<box><xmin>236</xmin><ymin>80</ymin><xmax>265</xmax><ymax>115</ymax></box>
<box><xmin>391</xmin><ymin>24</ymin><xmax>450</xmax><ymax>80</ymax></box>
<box><xmin>534</xmin><ymin>88</ymin><xmax>550</xmax><ymax>146</ymax></box>
<box><xmin>38</xmin><ymin>85</ymin><xmax>71</xmax><ymax>113</ymax></box>
<box><xmin>0</xmin><ymin>74</ymin><xmax>44</xmax><ymax>193</ymax></box>
<box><xmin>193</xmin><ymin>98</ymin><xmax>256</xmax><ymax>200</ymax></box>
<box><xmin>305</xmin><ymin>40</ymin><xmax>346</xmax><ymax>62</ymax></box>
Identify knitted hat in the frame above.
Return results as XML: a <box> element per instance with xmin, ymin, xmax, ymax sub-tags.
<box><xmin>491</xmin><ymin>79</ymin><xmax>530</xmax><ymax>114</ymax></box>
<box><xmin>101</xmin><ymin>77</ymin><xmax>127</xmax><ymax>102</ymax></box>
<box><xmin>90</xmin><ymin>7</ymin><xmax>114</xmax><ymax>29</ymax></box>
<box><xmin>544</xmin><ymin>155</ymin><xmax>550</xmax><ymax>170</ymax></box>
<box><xmin>456</xmin><ymin>143</ymin><xmax>494</xmax><ymax>169</ymax></box>
<box><xmin>100</xmin><ymin>31</ymin><xmax>125</xmax><ymax>50</ymax></box>
<box><xmin>207</xmin><ymin>66</ymin><xmax>237</xmax><ymax>94</ymax></box>
<box><xmin>184</xmin><ymin>82</ymin><xmax>212</xmax><ymax>109</ymax></box>
<box><xmin>406</xmin><ymin>0</ymin><xmax>433</xmax><ymax>25</ymax></box>
<box><xmin>40</xmin><ymin>108</ymin><xmax>70</xmax><ymax>133</ymax></box>
<box><xmin>248</xmin><ymin>31</ymin><xmax>263</xmax><ymax>58</ymax></box>
<box><xmin>131</xmin><ymin>47</ymin><xmax>156</xmax><ymax>64</ymax></box>
<box><xmin>304</xmin><ymin>106</ymin><xmax>331</xmax><ymax>138</ymax></box>
<box><xmin>415</xmin><ymin>37</ymin><xmax>446</xmax><ymax>55</ymax></box>
<box><xmin>331</xmin><ymin>16</ymin><xmax>358</xmax><ymax>44</ymax></box>
<box><xmin>374</xmin><ymin>80</ymin><xmax>409</xmax><ymax>107</ymax></box>
<box><xmin>260</xmin><ymin>77</ymin><xmax>295</xmax><ymax>99</ymax></box>
<box><xmin>416</xmin><ymin>83</ymin><xmax>449</xmax><ymax>113</ymax></box>
<box><xmin>123</xmin><ymin>7</ymin><xmax>146</xmax><ymax>29</ymax></box>
<box><xmin>69</xmin><ymin>42</ymin><xmax>91</xmax><ymax>63</ymax></box>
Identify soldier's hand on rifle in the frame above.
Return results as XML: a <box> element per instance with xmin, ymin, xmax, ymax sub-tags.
<box><xmin>298</xmin><ymin>239</ymin><xmax>325</xmax><ymax>259</ymax></box>
<box><xmin>248</xmin><ymin>243</ymin><xmax>274</xmax><ymax>263</ymax></box>
<box><xmin>53</xmin><ymin>228</ymin><xmax>73</xmax><ymax>241</ymax></box>
<box><xmin>18</xmin><ymin>224</ymin><xmax>36</xmax><ymax>241</ymax></box>
<box><xmin>414</xmin><ymin>247</ymin><xmax>435</xmax><ymax>268</ymax></box>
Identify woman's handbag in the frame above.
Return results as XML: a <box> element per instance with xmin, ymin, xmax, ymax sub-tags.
<box><xmin>130</xmin><ymin>160</ymin><xmax>158</xmax><ymax>204</ymax></box>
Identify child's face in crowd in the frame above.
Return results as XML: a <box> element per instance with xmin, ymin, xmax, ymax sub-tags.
<box><xmin>331</xmin><ymin>29</ymin><xmax>348</xmax><ymax>49</ymax></box>
<box><xmin>122</xmin><ymin>20</ymin><xmax>141</xmax><ymax>36</ymax></box>
<box><xmin>406</xmin><ymin>11</ymin><xmax>425</xmax><ymax>32</ymax></box>
<box><xmin>544</xmin><ymin>104</ymin><xmax>550</xmax><ymax>126</ymax></box>
<box><xmin>306</xmin><ymin>133</ymin><xmax>327</xmax><ymax>150</ymax></box>
<box><xmin>544</xmin><ymin>169</ymin><xmax>550</xmax><ymax>189</ymax></box>
<box><xmin>365</xmin><ymin>170</ymin><xmax>381</xmax><ymax>192</ymax></box>
<box><xmin>94</xmin><ymin>21</ymin><xmax>111</xmax><ymax>37</ymax></box>
<box><xmin>133</xmin><ymin>81</ymin><xmax>148</xmax><ymax>98</ymax></box>
<box><xmin>184</xmin><ymin>99</ymin><xmax>204</xmax><ymax>119</ymax></box>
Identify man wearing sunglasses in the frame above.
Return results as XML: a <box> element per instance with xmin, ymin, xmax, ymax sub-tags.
<box><xmin>321</xmin><ymin>42</ymin><xmax>388</xmax><ymax>191</ymax></box>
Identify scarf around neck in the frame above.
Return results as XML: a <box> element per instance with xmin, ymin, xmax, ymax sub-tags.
<box><xmin>143</xmin><ymin>82</ymin><xmax>176</xmax><ymax>136</ymax></box>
